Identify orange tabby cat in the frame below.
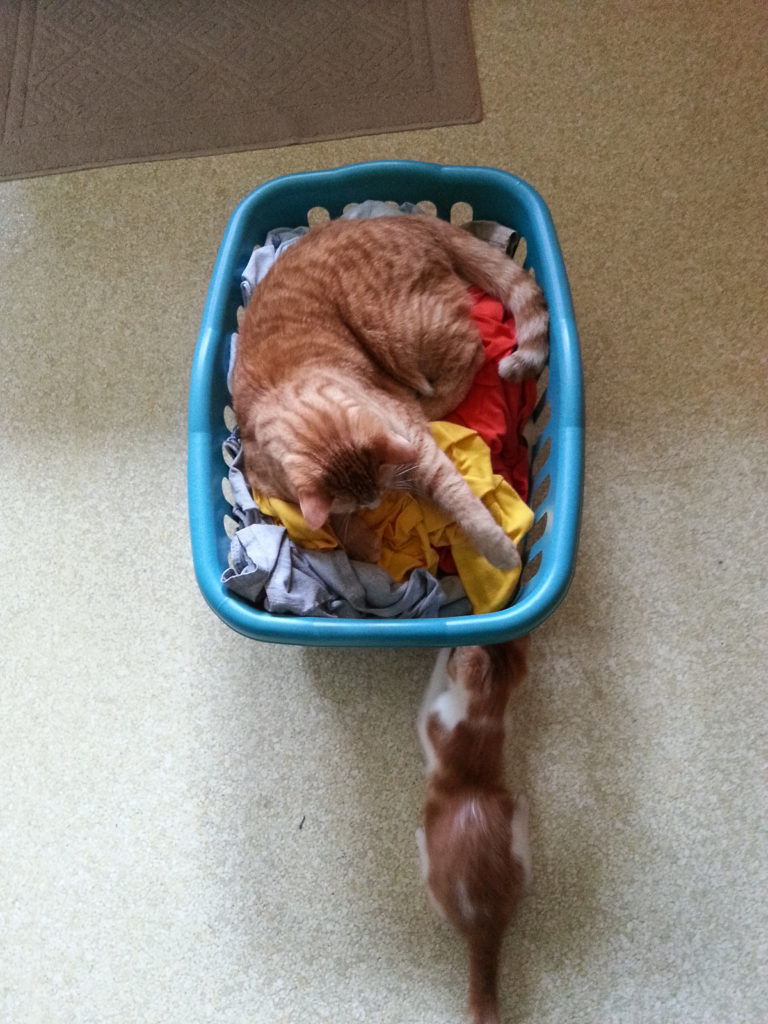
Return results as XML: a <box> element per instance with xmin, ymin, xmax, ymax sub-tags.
<box><xmin>417</xmin><ymin>640</ymin><xmax>531</xmax><ymax>1024</ymax></box>
<box><xmin>232</xmin><ymin>214</ymin><xmax>548</xmax><ymax>570</ymax></box>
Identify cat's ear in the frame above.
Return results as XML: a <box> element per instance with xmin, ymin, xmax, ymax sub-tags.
<box><xmin>489</xmin><ymin>637</ymin><xmax>530</xmax><ymax>687</ymax></box>
<box><xmin>377</xmin><ymin>432</ymin><xmax>417</xmax><ymax>467</ymax></box>
<box><xmin>298</xmin><ymin>489</ymin><xmax>332</xmax><ymax>530</ymax></box>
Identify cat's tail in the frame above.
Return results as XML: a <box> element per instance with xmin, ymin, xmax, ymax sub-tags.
<box><xmin>434</xmin><ymin>218</ymin><xmax>550</xmax><ymax>381</ymax></box>
<box><xmin>466</xmin><ymin>927</ymin><xmax>504</xmax><ymax>1024</ymax></box>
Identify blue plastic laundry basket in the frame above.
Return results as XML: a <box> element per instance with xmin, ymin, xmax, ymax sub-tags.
<box><xmin>188</xmin><ymin>161</ymin><xmax>583</xmax><ymax>647</ymax></box>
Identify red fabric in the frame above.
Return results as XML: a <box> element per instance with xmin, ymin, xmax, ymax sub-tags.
<box><xmin>449</xmin><ymin>287</ymin><xmax>536</xmax><ymax>500</ymax></box>
<box><xmin>437</xmin><ymin>287</ymin><xmax>537</xmax><ymax>575</ymax></box>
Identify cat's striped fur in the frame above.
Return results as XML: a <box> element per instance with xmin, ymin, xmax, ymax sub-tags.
<box><xmin>232</xmin><ymin>214</ymin><xmax>548</xmax><ymax>569</ymax></box>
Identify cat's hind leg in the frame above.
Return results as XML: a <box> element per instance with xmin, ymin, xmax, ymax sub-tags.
<box><xmin>511</xmin><ymin>794</ymin><xmax>532</xmax><ymax>888</ymax></box>
<box><xmin>416</xmin><ymin>827</ymin><xmax>448</xmax><ymax>922</ymax></box>
<box><xmin>415</xmin><ymin>826</ymin><xmax>430</xmax><ymax>881</ymax></box>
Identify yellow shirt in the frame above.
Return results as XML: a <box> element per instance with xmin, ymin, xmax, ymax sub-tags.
<box><xmin>253</xmin><ymin>422</ymin><xmax>534</xmax><ymax>614</ymax></box>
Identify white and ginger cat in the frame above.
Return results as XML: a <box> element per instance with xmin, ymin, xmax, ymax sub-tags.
<box><xmin>232</xmin><ymin>214</ymin><xmax>548</xmax><ymax>571</ymax></box>
<box><xmin>417</xmin><ymin>640</ymin><xmax>532</xmax><ymax>1024</ymax></box>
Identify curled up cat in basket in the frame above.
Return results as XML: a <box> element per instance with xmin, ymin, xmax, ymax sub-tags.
<box><xmin>231</xmin><ymin>213</ymin><xmax>548</xmax><ymax>571</ymax></box>
<box><xmin>417</xmin><ymin>639</ymin><xmax>532</xmax><ymax>1024</ymax></box>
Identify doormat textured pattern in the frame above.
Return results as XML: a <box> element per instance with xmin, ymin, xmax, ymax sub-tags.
<box><xmin>0</xmin><ymin>0</ymin><xmax>482</xmax><ymax>181</ymax></box>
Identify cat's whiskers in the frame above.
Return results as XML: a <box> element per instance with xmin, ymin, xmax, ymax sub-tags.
<box><xmin>391</xmin><ymin>464</ymin><xmax>416</xmax><ymax>490</ymax></box>
<box><xmin>334</xmin><ymin>514</ymin><xmax>351</xmax><ymax>544</ymax></box>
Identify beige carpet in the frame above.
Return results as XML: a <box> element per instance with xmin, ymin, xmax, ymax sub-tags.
<box><xmin>0</xmin><ymin>2</ymin><xmax>765</xmax><ymax>1022</ymax></box>
<box><xmin>0</xmin><ymin>0</ymin><xmax>480</xmax><ymax>181</ymax></box>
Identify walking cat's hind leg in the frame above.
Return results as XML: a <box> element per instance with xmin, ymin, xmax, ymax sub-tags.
<box><xmin>511</xmin><ymin>794</ymin><xmax>532</xmax><ymax>888</ymax></box>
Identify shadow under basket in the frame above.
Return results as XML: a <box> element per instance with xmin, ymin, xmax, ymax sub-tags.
<box><xmin>188</xmin><ymin>161</ymin><xmax>584</xmax><ymax>647</ymax></box>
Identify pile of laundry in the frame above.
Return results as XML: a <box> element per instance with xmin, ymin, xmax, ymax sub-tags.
<box><xmin>222</xmin><ymin>202</ymin><xmax>537</xmax><ymax>620</ymax></box>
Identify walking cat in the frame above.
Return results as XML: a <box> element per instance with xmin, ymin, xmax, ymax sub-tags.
<box><xmin>417</xmin><ymin>640</ymin><xmax>532</xmax><ymax>1024</ymax></box>
<box><xmin>232</xmin><ymin>214</ymin><xmax>548</xmax><ymax>569</ymax></box>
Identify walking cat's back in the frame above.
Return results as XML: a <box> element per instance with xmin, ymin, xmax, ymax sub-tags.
<box><xmin>417</xmin><ymin>640</ymin><xmax>532</xmax><ymax>1024</ymax></box>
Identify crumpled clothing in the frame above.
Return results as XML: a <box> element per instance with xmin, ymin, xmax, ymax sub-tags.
<box><xmin>240</xmin><ymin>226</ymin><xmax>309</xmax><ymax>306</ymax></box>
<box><xmin>341</xmin><ymin>199</ymin><xmax>424</xmax><ymax>220</ymax></box>
<box><xmin>222</xmin><ymin>428</ymin><xmax>472</xmax><ymax>619</ymax></box>
<box><xmin>254</xmin><ymin>422</ymin><xmax>534</xmax><ymax>615</ymax></box>
<box><xmin>223</xmin><ymin>524</ymin><xmax>470</xmax><ymax>619</ymax></box>
<box><xmin>223</xmin><ymin>428</ymin><xmax>260</xmax><ymax>523</ymax></box>
<box><xmin>448</xmin><ymin>287</ymin><xmax>537</xmax><ymax>502</ymax></box>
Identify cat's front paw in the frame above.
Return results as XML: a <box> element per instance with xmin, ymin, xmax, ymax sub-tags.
<box><xmin>487</xmin><ymin>536</ymin><xmax>521</xmax><ymax>571</ymax></box>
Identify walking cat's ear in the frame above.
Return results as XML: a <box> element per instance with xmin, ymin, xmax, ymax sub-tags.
<box><xmin>486</xmin><ymin>636</ymin><xmax>530</xmax><ymax>691</ymax></box>
<box><xmin>298</xmin><ymin>489</ymin><xmax>332</xmax><ymax>530</ymax></box>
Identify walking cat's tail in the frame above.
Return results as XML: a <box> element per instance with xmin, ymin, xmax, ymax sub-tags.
<box><xmin>466</xmin><ymin>926</ymin><xmax>504</xmax><ymax>1024</ymax></box>
<box><xmin>430</xmin><ymin>216</ymin><xmax>550</xmax><ymax>380</ymax></box>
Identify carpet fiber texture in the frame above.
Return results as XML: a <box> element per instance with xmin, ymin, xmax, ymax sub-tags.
<box><xmin>0</xmin><ymin>0</ymin><xmax>481</xmax><ymax>181</ymax></box>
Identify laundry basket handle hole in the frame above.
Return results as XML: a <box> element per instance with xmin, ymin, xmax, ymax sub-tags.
<box><xmin>531</xmin><ymin>434</ymin><xmax>552</xmax><ymax>478</ymax></box>
<box><xmin>520</xmin><ymin>549</ymin><xmax>542</xmax><ymax>587</ymax></box>
<box><xmin>450</xmin><ymin>201</ymin><xmax>474</xmax><ymax>226</ymax></box>
<box><xmin>530</xmin><ymin>474</ymin><xmax>551</xmax><ymax>512</ymax></box>
<box><xmin>513</xmin><ymin>236</ymin><xmax>528</xmax><ymax>268</ymax></box>
<box><xmin>307</xmin><ymin>206</ymin><xmax>330</xmax><ymax>227</ymax></box>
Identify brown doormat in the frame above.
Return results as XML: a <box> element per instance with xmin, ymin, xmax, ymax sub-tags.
<box><xmin>0</xmin><ymin>0</ymin><xmax>482</xmax><ymax>182</ymax></box>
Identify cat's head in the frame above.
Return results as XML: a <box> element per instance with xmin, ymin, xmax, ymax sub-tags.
<box><xmin>294</xmin><ymin>429</ymin><xmax>416</xmax><ymax>529</ymax></box>
<box><xmin>240</xmin><ymin>402</ymin><xmax>417</xmax><ymax>530</ymax></box>
<box><xmin>444</xmin><ymin>638</ymin><xmax>530</xmax><ymax>716</ymax></box>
